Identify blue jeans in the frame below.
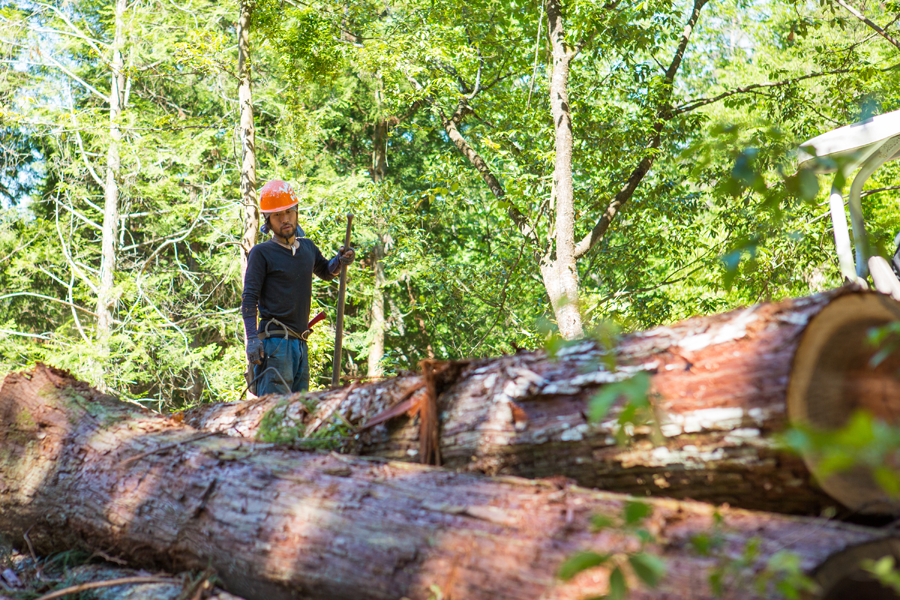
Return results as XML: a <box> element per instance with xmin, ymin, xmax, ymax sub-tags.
<box><xmin>254</xmin><ymin>337</ymin><xmax>309</xmax><ymax>395</ymax></box>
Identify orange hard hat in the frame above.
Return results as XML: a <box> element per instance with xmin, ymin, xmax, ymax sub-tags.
<box><xmin>259</xmin><ymin>180</ymin><xmax>300</xmax><ymax>213</ymax></box>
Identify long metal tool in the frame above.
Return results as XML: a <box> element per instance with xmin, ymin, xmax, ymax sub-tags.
<box><xmin>331</xmin><ymin>214</ymin><xmax>353</xmax><ymax>387</ymax></box>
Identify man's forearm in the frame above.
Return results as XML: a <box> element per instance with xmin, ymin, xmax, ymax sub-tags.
<box><xmin>240</xmin><ymin>297</ymin><xmax>259</xmax><ymax>339</ymax></box>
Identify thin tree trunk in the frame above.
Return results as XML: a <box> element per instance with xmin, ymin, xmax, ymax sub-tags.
<box><xmin>0</xmin><ymin>364</ymin><xmax>891</xmax><ymax>600</ymax></box>
<box><xmin>96</xmin><ymin>0</ymin><xmax>127</xmax><ymax>358</ymax></box>
<box><xmin>188</xmin><ymin>289</ymin><xmax>900</xmax><ymax>516</ymax></box>
<box><xmin>237</xmin><ymin>0</ymin><xmax>258</xmax><ymax>392</ymax></box>
<box><xmin>238</xmin><ymin>0</ymin><xmax>258</xmax><ymax>282</ymax></box>
<box><xmin>368</xmin><ymin>236</ymin><xmax>386</xmax><ymax>378</ymax></box>
<box><xmin>545</xmin><ymin>0</ymin><xmax>582</xmax><ymax>340</ymax></box>
<box><xmin>367</xmin><ymin>119</ymin><xmax>388</xmax><ymax>378</ymax></box>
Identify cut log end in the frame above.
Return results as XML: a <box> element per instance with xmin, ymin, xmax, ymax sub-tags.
<box><xmin>814</xmin><ymin>539</ymin><xmax>900</xmax><ymax>600</ymax></box>
<box><xmin>788</xmin><ymin>293</ymin><xmax>900</xmax><ymax>514</ymax></box>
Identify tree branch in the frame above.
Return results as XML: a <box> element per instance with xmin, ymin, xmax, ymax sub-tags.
<box><xmin>677</xmin><ymin>67</ymin><xmax>854</xmax><ymax>114</ymax></box>
<box><xmin>439</xmin><ymin>99</ymin><xmax>539</xmax><ymax>247</ymax></box>
<box><xmin>36</xmin><ymin>2</ymin><xmax>110</xmax><ymax>60</ymax></box>
<box><xmin>42</xmin><ymin>53</ymin><xmax>108</xmax><ymax>103</ymax></box>
<box><xmin>574</xmin><ymin>0</ymin><xmax>708</xmax><ymax>259</ymax></box>
<box><xmin>0</xmin><ymin>292</ymin><xmax>98</xmax><ymax>317</ymax></box>
<box><xmin>467</xmin><ymin>46</ymin><xmax>485</xmax><ymax>99</ymax></box>
<box><xmin>834</xmin><ymin>0</ymin><xmax>900</xmax><ymax>51</ymax></box>
<box><xmin>68</xmin><ymin>106</ymin><xmax>106</xmax><ymax>191</ymax></box>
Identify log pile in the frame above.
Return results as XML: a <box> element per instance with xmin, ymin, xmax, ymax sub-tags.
<box><xmin>0</xmin><ymin>364</ymin><xmax>898</xmax><ymax>600</ymax></box>
<box><xmin>188</xmin><ymin>289</ymin><xmax>900</xmax><ymax>515</ymax></box>
<box><xmin>4</xmin><ymin>289</ymin><xmax>900</xmax><ymax>599</ymax></box>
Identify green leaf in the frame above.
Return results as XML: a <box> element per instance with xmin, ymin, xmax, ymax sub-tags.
<box><xmin>690</xmin><ymin>533</ymin><xmax>711</xmax><ymax>556</ymax></box>
<box><xmin>624</xmin><ymin>501</ymin><xmax>653</xmax><ymax>525</ymax></box>
<box><xmin>816</xmin><ymin>452</ymin><xmax>856</xmax><ymax>477</ymax></box>
<box><xmin>588</xmin><ymin>372</ymin><xmax>650</xmax><ymax>423</ymax></box>
<box><xmin>874</xmin><ymin>466</ymin><xmax>900</xmax><ymax>497</ymax></box>
<box><xmin>635</xmin><ymin>529</ymin><xmax>654</xmax><ymax>544</ymax></box>
<box><xmin>784</xmin><ymin>169</ymin><xmax>819</xmax><ymax>202</ymax></box>
<box><xmin>834</xmin><ymin>411</ymin><xmax>875</xmax><ymax>447</ymax></box>
<box><xmin>768</xmin><ymin>550</ymin><xmax>801</xmax><ymax>572</ymax></box>
<box><xmin>558</xmin><ymin>551</ymin><xmax>609</xmax><ymax>581</ymax></box>
<box><xmin>591</xmin><ymin>514</ymin><xmax>614</xmax><ymax>530</ymax></box>
<box><xmin>740</xmin><ymin>537</ymin><xmax>761</xmax><ymax>564</ymax></box>
<box><xmin>629</xmin><ymin>552</ymin><xmax>666</xmax><ymax>587</ymax></box>
<box><xmin>709</xmin><ymin>569</ymin><xmax>724</xmax><ymax>596</ymax></box>
<box><xmin>608</xmin><ymin>566</ymin><xmax>628</xmax><ymax>600</ymax></box>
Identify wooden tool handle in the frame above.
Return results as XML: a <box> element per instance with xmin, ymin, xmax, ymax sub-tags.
<box><xmin>343</xmin><ymin>214</ymin><xmax>354</xmax><ymax>248</ymax></box>
<box><xmin>332</xmin><ymin>214</ymin><xmax>354</xmax><ymax>387</ymax></box>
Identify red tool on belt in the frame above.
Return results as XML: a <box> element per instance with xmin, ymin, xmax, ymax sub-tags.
<box><xmin>307</xmin><ymin>311</ymin><xmax>326</xmax><ymax>330</ymax></box>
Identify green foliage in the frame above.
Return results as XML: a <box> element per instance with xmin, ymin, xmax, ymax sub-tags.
<box><xmin>587</xmin><ymin>371</ymin><xmax>659</xmax><ymax>444</ymax></box>
<box><xmin>559</xmin><ymin>501</ymin><xmax>666</xmax><ymax>598</ymax></box>
<box><xmin>867</xmin><ymin>321</ymin><xmax>900</xmax><ymax>368</ymax></box>
<box><xmin>862</xmin><ymin>556</ymin><xmax>900</xmax><ymax>596</ymax></box>
<box><xmin>558</xmin><ymin>551</ymin><xmax>611</xmax><ymax>581</ymax></box>
<box><xmin>782</xmin><ymin>410</ymin><xmax>900</xmax><ymax>494</ymax></box>
<box><xmin>757</xmin><ymin>550</ymin><xmax>819</xmax><ymax>600</ymax></box>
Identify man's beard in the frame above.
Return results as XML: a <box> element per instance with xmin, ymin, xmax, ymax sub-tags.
<box><xmin>277</xmin><ymin>223</ymin><xmax>296</xmax><ymax>239</ymax></box>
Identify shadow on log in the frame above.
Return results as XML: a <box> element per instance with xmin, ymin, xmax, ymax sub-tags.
<box><xmin>189</xmin><ymin>289</ymin><xmax>900</xmax><ymax>516</ymax></box>
<box><xmin>1</xmin><ymin>364</ymin><xmax>899</xmax><ymax>600</ymax></box>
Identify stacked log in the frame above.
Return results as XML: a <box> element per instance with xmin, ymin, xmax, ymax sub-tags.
<box><xmin>0</xmin><ymin>365</ymin><xmax>897</xmax><ymax>600</ymax></box>
<box><xmin>188</xmin><ymin>289</ymin><xmax>900</xmax><ymax>515</ymax></box>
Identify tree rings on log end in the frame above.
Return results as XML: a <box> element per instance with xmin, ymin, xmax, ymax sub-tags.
<box><xmin>787</xmin><ymin>293</ymin><xmax>900</xmax><ymax>514</ymax></box>
<box><xmin>813</xmin><ymin>538</ymin><xmax>900</xmax><ymax>600</ymax></box>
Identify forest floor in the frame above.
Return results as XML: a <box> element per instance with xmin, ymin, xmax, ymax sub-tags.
<box><xmin>0</xmin><ymin>538</ymin><xmax>238</xmax><ymax>600</ymax></box>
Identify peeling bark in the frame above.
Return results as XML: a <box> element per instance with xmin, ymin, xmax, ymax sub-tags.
<box><xmin>367</xmin><ymin>119</ymin><xmax>387</xmax><ymax>379</ymax></box>
<box><xmin>367</xmin><ymin>234</ymin><xmax>386</xmax><ymax>378</ymax></box>
<box><xmin>96</xmin><ymin>0</ymin><xmax>127</xmax><ymax>356</ymax></box>
<box><xmin>545</xmin><ymin>0</ymin><xmax>583</xmax><ymax>340</ymax></box>
<box><xmin>0</xmin><ymin>364</ymin><xmax>893</xmax><ymax>600</ymax></box>
<box><xmin>237</xmin><ymin>0</ymin><xmax>258</xmax><ymax>283</ymax></box>
<box><xmin>189</xmin><ymin>289</ymin><xmax>900</xmax><ymax>515</ymax></box>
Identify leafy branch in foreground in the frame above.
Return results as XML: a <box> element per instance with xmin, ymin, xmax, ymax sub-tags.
<box><xmin>558</xmin><ymin>501</ymin><xmax>666</xmax><ymax>599</ymax></box>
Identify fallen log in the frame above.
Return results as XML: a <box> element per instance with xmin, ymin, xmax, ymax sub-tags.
<box><xmin>1</xmin><ymin>364</ymin><xmax>897</xmax><ymax>600</ymax></box>
<box><xmin>188</xmin><ymin>289</ymin><xmax>900</xmax><ymax>515</ymax></box>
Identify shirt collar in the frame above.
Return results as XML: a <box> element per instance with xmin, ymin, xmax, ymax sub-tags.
<box><xmin>273</xmin><ymin>237</ymin><xmax>300</xmax><ymax>255</ymax></box>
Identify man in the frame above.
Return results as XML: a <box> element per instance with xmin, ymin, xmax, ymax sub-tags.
<box><xmin>241</xmin><ymin>179</ymin><xmax>355</xmax><ymax>395</ymax></box>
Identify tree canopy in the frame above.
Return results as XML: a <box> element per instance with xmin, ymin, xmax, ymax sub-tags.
<box><xmin>1</xmin><ymin>0</ymin><xmax>899</xmax><ymax>409</ymax></box>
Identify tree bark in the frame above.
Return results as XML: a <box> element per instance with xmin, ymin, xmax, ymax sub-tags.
<box><xmin>367</xmin><ymin>234</ymin><xmax>386</xmax><ymax>378</ymax></box>
<box><xmin>0</xmin><ymin>364</ymin><xmax>893</xmax><ymax>600</ymax></box>
<box><xmin>96</xmin><ymin>0</ymin><xmax>127</xmax><ymax>358</ymax></box>
<box><xmin>367</xmin><ymin>119</ymin><xmax>388</xmax><ymax>379</ymax></box>
<box><xmin>544</xmin><ymin>0</ymin><xmax>583</xmax><ymax>340</ymax></box>
<box><xmin>237</xmin><ymin>0</ymin><xmax>258</xmax><ymax>283</ymax></box>
<box><xmin>188</xmin><ymin>289</ymin><xmax>900</xmax><ymax>516</ymax></box>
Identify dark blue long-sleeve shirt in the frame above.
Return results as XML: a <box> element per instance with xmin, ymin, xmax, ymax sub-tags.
<box><xmin>241</xmin><ymin>238</ymin><xmax>339</xmax><ymax>339</ymax></box>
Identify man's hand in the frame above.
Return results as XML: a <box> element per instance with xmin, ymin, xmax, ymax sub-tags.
<box><xmin>246</xmin><ymin>337</ymin><xmax>264</xmax><ymax>365</ymax></box>
<box><xmin>338</xmin><ymin>245</ymin><xmax>355</xmax><ymax>266</ymax></box>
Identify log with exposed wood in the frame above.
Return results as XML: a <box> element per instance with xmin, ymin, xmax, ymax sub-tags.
<box><xmin>187</xmin><ymin>289</ymin><xmax>900</xmax><ymax>516</ymax></box>
<box><xmin>3</xmin><ymin>364</ymin><xmax>900</xmax><ymax>600</ymax></box>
